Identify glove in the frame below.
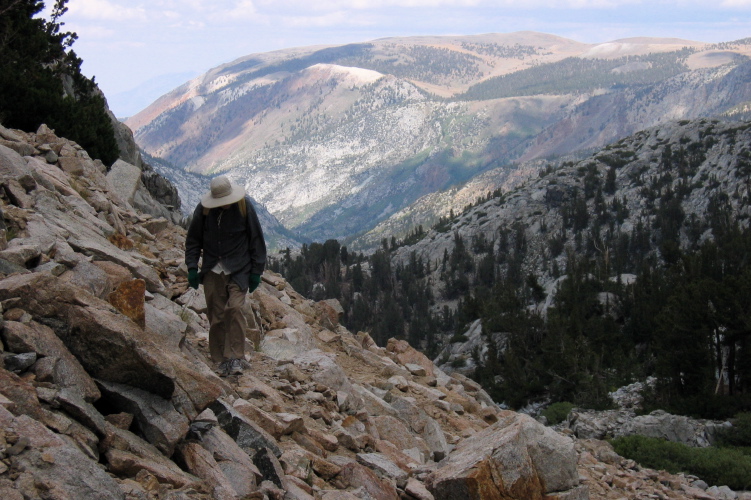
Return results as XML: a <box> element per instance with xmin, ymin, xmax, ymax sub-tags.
<box><xmin>248</xmin><ymin>274</ymin><xmax>261</xmax><ymax>293</ymax></box>
<box><xmin>188</xmin><ymin>268</ymin><xmax>200</xmax><ymax>289</ymax></box>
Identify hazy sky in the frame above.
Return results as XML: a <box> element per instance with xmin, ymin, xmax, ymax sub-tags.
<box><xmin>54</xmin><ymin>0</ymin><xmax>751</xmax><ymax>113</ymax></box>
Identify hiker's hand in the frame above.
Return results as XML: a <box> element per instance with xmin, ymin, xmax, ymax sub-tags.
<box><xmin>249</xmin><ymin>274</ymin><xmax>261</xmax><ymax>293</ymax></box>
<box><xmin>188</xmin><ymin>269</ymin><xmax>199</xmax><ymax>289</ymax></box>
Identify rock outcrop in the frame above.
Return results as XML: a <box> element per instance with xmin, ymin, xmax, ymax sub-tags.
<box><xmin>0</xmin><ymin>122</ymin><xmax>744</xmax><ymax>499</ymax></box>
<box><xmin>560</xmin><ymin>380</ymin><xmax>732</xmax><ymax>448</ymax></box>
<box><xmin>565</xmin><ymin>408</ymin><xmax>731</xmax><ymax>448</ymax></box>
<box><xmin>425</xmin><ymin>411</ymin><xmax>584</xmax><ymax>499</ymax></box>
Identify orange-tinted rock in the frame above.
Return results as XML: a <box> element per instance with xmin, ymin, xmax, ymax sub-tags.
<box><xmin>108</xmin><ymin>279</ymin><xmax>146</xmax><ymax>328</ymax></box>
<box><xmin>105</xmin><ymin>448</ymin><xmax>203</xmax><ymax>490</ymax></box>
<box><xmin>108</xmin><ymin>232</ymin><xmax>134</xmax><ymax>250</ymax></box>
<box><xmin>386</xmin><ymin>338</ymin><xmax>435</xmax><ymax>377</ymax></box>
<box><xmin>105</xmin><ymin>412</ymin><xmax>134</xmax><ymax>430</ymax></box>
<box><xmin>338</xmin><ymin>462</ymin><xmax>399</xmax><ymax>500</ymax></box>
<box><xmin>315</xmin><ymin>299</ymin><xmax>345</xmax><ymax>329</ymax></box>
<box><xmin>94</xmin><ymin>260</ymin><xmax>134</xmax><ymax>292</ymax></box>
<box><xmin>426</xmin><ymin>412</ymin><xmax>583</xmax><ymax>500</ymax></box>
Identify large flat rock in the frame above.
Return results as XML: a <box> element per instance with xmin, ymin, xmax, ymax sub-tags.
<box><xmin>426</xmin><ymin>411</ymin><xmax>583</xmax><ymax>500</ymax></box>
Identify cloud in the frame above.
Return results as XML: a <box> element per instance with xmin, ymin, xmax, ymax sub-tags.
<box><xmin>68</xmin><ymin>24</ymin><xmax>116</xmax><ymax>39</ymax></box>
<box><xmin>253</xmin><ymin>0</ymin><xmax>751</xmax><ymax>8</ymax></box>
<box><xmin>220</xmin><ymin>0</ymin><xmax>263</xmax><ymax>20</ymax></box>
<box><xmin>254</xmin><ymin>0</ymin><xmax>632</xmax><ymax>8</ymax></box>
<box><xmin>67</xmin><ymin>0</ymin><xmax>147</xmax><ymax>21</ymax></box>
<box><xmin>280</xmin><ymin>11</ymin><xmax>377</xmax><ymax>28</ymax></box>
<box><xmin>151</xmin><ymin>0</ymin><xmax>203</xmax><ymax>9</ymax></box>
<box><xmin>718</xmin><ymin>0</ymin><xmax>751</xmax><ymax>6</ymax></box>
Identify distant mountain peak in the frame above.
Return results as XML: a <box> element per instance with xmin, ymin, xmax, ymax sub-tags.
<box><xmin>127</xmin><ymin>33</ymin><xmax>751</xmax><ymax>245</ymax></box>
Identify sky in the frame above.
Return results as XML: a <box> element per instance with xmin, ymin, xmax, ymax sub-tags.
<box><xmin>50</xmin><ymin>0</ymin><xmax>751</xmax><ymax>116</ymax></box>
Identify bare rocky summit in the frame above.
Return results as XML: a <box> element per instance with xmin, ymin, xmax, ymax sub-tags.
<box><xmin>0</xmin><ymin>123</ymin><xmax>745</xmax><ymax>499</ymax></box>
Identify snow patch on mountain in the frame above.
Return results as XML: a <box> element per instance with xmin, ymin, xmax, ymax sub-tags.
<box><xmin>308</xmin><ymin>63</ymin><xmax>384</xmax><ymax>86</ymax></box>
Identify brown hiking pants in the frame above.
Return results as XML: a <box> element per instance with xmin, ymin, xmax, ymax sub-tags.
<box><xmin>204</xmin><ymin>271</ymin><xmax>247</xmax><ymax>363</ymax></box>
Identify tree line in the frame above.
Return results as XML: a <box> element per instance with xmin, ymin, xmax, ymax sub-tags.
<box><xmin>459</xmin><ymin>49</ymin><xmax>695</xmax><ymax>101</ymax></box>
<box><xmin>268</xmin><ymin>237</ymin><xmax>449</xmax><ymax>357</ymax></box>
<box><xmin>270</xmin><ymin>195</ymin><xmax>751</xmax><ymax>419</ymax></box>
<box><xmin>270</xmin><ymin>122</ymin><xmax>751</xmax><ymax>419</ymax></box>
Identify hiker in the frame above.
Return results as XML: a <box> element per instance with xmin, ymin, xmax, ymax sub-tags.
<box><xmin>185</xmin><ymin>175</ymin><xmax>266</xmax><ymax>376</ymax></box>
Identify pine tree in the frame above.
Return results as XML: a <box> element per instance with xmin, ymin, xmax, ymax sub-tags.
<box><xmin>0</xmin><ymin>0</ymin><xmax>119</xmax><ymax>165</ymax></box>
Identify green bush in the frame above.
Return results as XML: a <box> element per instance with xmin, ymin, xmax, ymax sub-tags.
<box><xmin>611</xmin><ymin>435</ymin><xmax>751</xmax><ymax>491</ymax></box>
<box><xmin>450</xmin><ymin>357</ymin><xmax>466</xmax><ymax>368</ymax></box>
<box><xmin>717</xmin><ymin>413</ymin><xmax>751</xmax><ymax>448</ymax></box>
<box><xmin>541</xmin><ymin>402</ymin><xmax>575</xmax><ymax>425</ymax></box>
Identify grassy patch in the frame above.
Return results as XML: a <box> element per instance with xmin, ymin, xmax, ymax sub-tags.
<box><xmin>717</xmin><ymin>413</ymin><xmax>751</xmax><ymax>448</ymax></box>
<box><xmin>611</xmin><ymin>435</ymin><xmax>751</xmax><ymax>491</ymax></box>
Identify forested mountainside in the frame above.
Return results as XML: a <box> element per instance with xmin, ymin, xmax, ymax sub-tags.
<box><xmin>270</xmin><ymin>117</ymin><xmax>751</xmax><ymax>418</ymax></box>
<box><xmin>127</xmin><ymin>34</ymin><xmax>751</xmax><ymax>244</ymax></box>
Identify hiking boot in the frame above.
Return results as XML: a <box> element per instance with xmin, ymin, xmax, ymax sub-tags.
<box><xmin>215</xmin><ymin>360</ymin><xmax>231</xmax><ymax>377</ymax></box>
<box><xmin>228</xmin><ymin>358</ymin><xmax>244</xmax><ymax>375</ymax></box>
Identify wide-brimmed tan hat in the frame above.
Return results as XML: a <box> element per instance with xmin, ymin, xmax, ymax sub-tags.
<box><xmin>201</xmin><ymin>176</ymin><xmax>246</xmax><ymax>208</ymax></box>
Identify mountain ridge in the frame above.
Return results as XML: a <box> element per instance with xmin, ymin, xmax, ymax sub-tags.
<box><xmin>127</xmin><ymin>33</ymin><xmax>751</xmax><ymax>247</ymax></box>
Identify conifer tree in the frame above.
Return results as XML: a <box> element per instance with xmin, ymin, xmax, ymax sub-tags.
<box><xmin>0</xmin><ymin>0</ymin><xmax>119</xmax><ymax>165</ymax></box>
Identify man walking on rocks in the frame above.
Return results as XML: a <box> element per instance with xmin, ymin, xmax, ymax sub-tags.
<box><xmin>185</xmin><ymin>176</ymin><xmax>266</xmax><ymax>376</ymax></box>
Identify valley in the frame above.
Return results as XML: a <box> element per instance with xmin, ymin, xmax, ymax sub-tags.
<box><xmin>127</xmin><ymin>33</ymin><xmax>751</xmax><ymax>248</ymax></box>
<box><xmin>5</xmin><ymin>4</ymin><xmax>751</xmax><ymax>497</ymax></box>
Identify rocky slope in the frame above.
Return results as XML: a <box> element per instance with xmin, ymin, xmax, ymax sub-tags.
<box><xmin>126</xmin><ymin>34</ymin><xmax>751</xmax><ymax>244</ymax></box>
<box><xmin>395</xmin><ymin>117</ymin><xmax>751</xmax><ymax>307</ymax></box>
<box><xmin>3</xmin><ymin>124</ymin><xmax>747</xmax><ymax>499</ymax></box>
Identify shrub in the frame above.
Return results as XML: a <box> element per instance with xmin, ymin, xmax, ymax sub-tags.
<box><xmin>450</xmin><ymin>334</ymin><xmax>469</xmax><ymax>343</ymax></box>
<box><xmin>541</xmin><ymin>401</ymin><xmax>575</xmax><ymax>425</ymax></box>
<box><xmin>611</xmin><ymin>435</ymin><xmax>751</xmax><ymax>491</ymax></box>
<box><xmin>450</xmin><ymin>357</ymin><xmax>467</xmax><ymax>368</ymax></box>
<box><xmin>717</xmin><ymin>413</ymin><xmax>751</xmax><ymax>448</ymax></box>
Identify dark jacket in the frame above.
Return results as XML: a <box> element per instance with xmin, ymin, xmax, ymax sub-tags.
<box><xmin>185</xmin><ymin>195</ymin><xmax>266</xmax><ymax>292</ymax></box>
